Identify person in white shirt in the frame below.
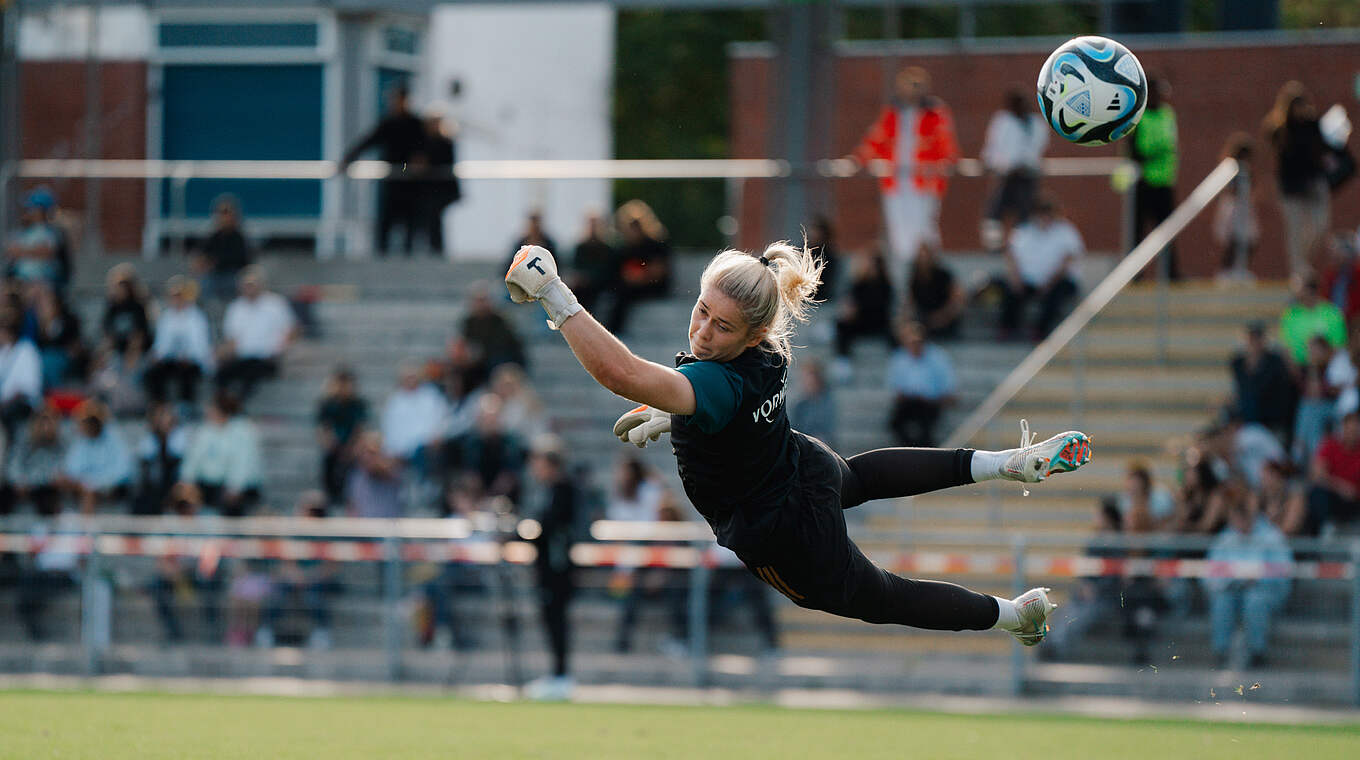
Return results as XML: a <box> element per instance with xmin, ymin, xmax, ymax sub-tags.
<box><xmin>999</xmin><ymin>196</ymin><xmax>1083</xmax><ymax>341</ymax></box>
<box><xmin>216</xmin><ymin>266</ymin><xmax>297</xmax><ymax>401</ymax></box>
<box><xmin>178</xmin><ymin>392</ymin><xmax>264</xmax><ymax>516</ymax></box>
<box><xmin>0</xmin><ymin>320</ymin><xmax>42</xmax><ymax>435</ymax></box>
<box><xmin>146</xmin><ymin>275</ymin><xmax>215</xmax><ymax>404</ymax></box>
<box><xmin>380</xmin><ymin>361</ymin><xmax>451</xmax><ymax>475</ymax></box>
<box><xmin>980</xmin><ymin>88</ymin><xmax>1049</xmax><ymax>252</ymax></box>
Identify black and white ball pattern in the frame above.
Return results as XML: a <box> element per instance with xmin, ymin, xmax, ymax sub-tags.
<box><xmin>1037</xmin><ymin>36</ymin><xmax>1148</xmax><ymax>146</ymax></box>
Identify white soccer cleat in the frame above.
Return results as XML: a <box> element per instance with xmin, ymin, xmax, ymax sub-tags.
<box><xmin>1002</xmin><ymin>419</ymin><xmax>1092</xmax><ymax>484</ymax></box>
<box><xmin>1009</xmin><ymin>587</ymin><xmax>1057</xmax><ymax>647</ymax></box>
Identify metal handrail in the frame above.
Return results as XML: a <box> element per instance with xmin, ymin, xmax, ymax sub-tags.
<box><xmin>943</xmin><ymin>157</ymin><xmax>1241</xmax><ymax>448</ymax></box>
<box><xmin>8</xmin><ymin>155</ymin><xmax>1132</xmax><ymax>182</ymax></box>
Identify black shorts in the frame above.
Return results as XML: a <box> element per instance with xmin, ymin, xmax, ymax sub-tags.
<box><xmin>728</xmin><ymin>432</ymin><xmax>999</xmax><ymax>631</ymax></box>
<box><xmin>731</xmin><ymin>432</ymin><xmax>867</xmax><ymax>615</ymax></box>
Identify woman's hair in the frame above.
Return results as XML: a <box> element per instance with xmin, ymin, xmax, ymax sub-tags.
<box><xmin>106</xmin><ymin>263</ymin><xmax>149</xmax><ymax>304</ymax></box>
<box><xmin>615</xmin><ymin>199</ymin><xmax>667</xmax><ymax>241</ymax></box>
<box><xmin>1220</xmin><ymin>130</ymin><xmax>1254</xmax><ymax>162</ymax></box>
<box><xmin>1263</xmin><ymin>80</ymin><xmax>1309</xmax><ymax>140</ymax></box>
<box><xmin>699</xmin><ymin>240</ymin><xmax>824</xmax><ymax>362</ymax></box>
<box><xmin>617</xmin><ymin>456</ymin><xmax>647</xmax><ymax>501</ymax></box>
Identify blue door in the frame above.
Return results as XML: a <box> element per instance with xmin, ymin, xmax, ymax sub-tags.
<box><xmin>161</xmin><ymin>64</ymin><xmax>324</xmax><ymax>219</ymax></box>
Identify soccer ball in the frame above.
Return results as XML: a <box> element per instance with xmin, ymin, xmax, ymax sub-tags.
<box><xmin>1036</xmin><ymin>36</ymin><xmax>1147</xmax><ymax>146</ymax></box>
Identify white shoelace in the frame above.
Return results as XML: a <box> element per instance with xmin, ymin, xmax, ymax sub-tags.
<box><xmin>1018</xmin><ymin>418</ymin><xmax>1035</xmax><ymax>496</ymax></box>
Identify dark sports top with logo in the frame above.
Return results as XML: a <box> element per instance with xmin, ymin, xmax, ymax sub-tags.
<box><xmin>670</xmin><ymin>347</ymin><xmax>799</xmax><ymax>548</ymax></box>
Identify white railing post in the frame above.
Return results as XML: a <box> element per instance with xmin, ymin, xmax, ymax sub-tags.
<box><xmin>382</xmin><ymin>535</ymin><xmax>403</xmax><ymax>682</ymax></box>
<box><xmin>80</xmin><ymin>530</ymin><xmax>110</xmax><ymax>677</ymax></box>
<box><xmin>688</xmin><ymin>546</ymin><xmax>711</xmax><ymax>688</ymax></box>
<box><xmin>1010</xmin><ymin>534</ymin><xmax>1027</xmax><ymax>697</ymax></box>
<box><xmin>1351</xmin><ymin>540</ymin><xmax>1360</xmax><ymax>706</ymax></box>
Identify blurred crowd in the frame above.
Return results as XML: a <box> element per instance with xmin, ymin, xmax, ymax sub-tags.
<box><xmin>1049</xmin><ymin>243</ymin><xmax>1360</xmax><ymax>669</ymax></box>
<box><xmin>0</xmin><ymin>68</ymin><xmax>1354</xmax><ymax>687</ymax></box>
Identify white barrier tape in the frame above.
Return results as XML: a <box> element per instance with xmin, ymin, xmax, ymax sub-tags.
<box><xmin>1</xmin><ymin>534</ymin><xmax>1351</xmax><ymax>579</ymax></box>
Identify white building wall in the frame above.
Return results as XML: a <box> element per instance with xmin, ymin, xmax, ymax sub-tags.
<box><xmin>19</xmin><ymin>5</ymin><xmax>151</xmax><ymax>60</ymax></box>
<box><xmin>427</xmin><ymin>3</ymin><xmax>615</xmax><ymax>259</ymax></box>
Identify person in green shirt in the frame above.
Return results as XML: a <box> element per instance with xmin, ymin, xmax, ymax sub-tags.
<box><xmin>1279</xmin><ymin>273</ymin><xmax>1347</xmax><ymax>364</ymax></box>
<box><xmin>1131</xmin><ymin>76</ymin><xmax>1179</xmax><ymax>279</ymax></box>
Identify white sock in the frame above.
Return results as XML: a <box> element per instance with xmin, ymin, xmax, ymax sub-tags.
<box><xmin>970</xmin><ymin>449</ymin><xmax>1013</xmax><ymax>482</ymax></box>
<box><xmin>991</xmin><ymin>595</ymin><xmax>1020</xmax><ymax>631</ymax></box>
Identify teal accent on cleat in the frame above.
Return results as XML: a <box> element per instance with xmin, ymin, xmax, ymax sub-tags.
<box><xmin>1003</xmin><ymin>420</ymin><xmax>1093</xmax><ymax>484</ymax></box>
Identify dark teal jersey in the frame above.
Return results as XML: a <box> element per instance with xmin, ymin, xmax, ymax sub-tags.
<box><xmin>670</xmin><ymin>348</ymin><xmax>799</xmax><ymax>549</ymax></box>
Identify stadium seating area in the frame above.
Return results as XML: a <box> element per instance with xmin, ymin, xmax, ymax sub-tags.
<box><xmin>0</xmin><ymin>247</ymin><xmax>1352</xmax><ymax>705</ymax></box>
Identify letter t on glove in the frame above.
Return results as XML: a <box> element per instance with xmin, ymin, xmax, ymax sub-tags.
<box><xmin>612</xmin><ymin>405</ymin><xmax>672</xmax><ymax>448</ymax></box>
<box><xmin>505</xmin><ymin>245</ymin><xmax>583</xmax><ymax>330</ymax></box>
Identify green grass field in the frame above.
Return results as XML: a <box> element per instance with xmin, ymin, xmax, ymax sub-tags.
<box><xmin>1</xmin><ymin>691</ymin><xmax>1357</xmax><ymax>759</ymax></box>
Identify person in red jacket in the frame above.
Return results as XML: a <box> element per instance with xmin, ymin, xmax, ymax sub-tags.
<box><xmin>849</xmin><ymin>66</ymin><xmax>960</xmax><ymax>297</ymax></box>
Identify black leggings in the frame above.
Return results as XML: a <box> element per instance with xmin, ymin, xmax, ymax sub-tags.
<box><xmin>538</xmin><ymin>569</ymin><xmax>574</xmax><ymax>677</ymax></box>
<box><xmin>739</xmin><ymin>436</ymin><xmax>1000</xmax><ymax>633</ymax></box>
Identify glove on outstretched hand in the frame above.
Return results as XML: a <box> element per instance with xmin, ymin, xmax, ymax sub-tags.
<box><xmin>612</xmin><ymin>405</ymin><xmax>672</xmax><ymax>448</ymax></box>
<box><xmin>504</xmin><ymin>245</ymin><xmax>582</xmax><ymax>329</ymax></box>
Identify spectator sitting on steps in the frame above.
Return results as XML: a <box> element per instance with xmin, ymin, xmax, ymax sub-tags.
<box><xmin>886</xmin><ymin>321</ymin><xmax>955</xmax><ymax>447</ymax></box>
<box><xmin>177</xmin><ymin>392</ymin><xmax>264</xmax><ymax>517</ymax></box>
<box><xmin>995</xmin><ymin>195</ymin><xmax>1082</xmax><ymax>342</ymax></box>
<box><xmin>216</xmin><ymin>266</ymin><xmax>298</xmax><ymax>403</ymax></box>
<box><xmin>57</xmin><ymin>400</ymin><xmax>133</xmax><ymax>515</ymax></box>
<box><xmin>145</xmin><ymin>275</ymin><xmax>214</xmax><ymax>407</ymax></box>
<box><xmin>907</xmin><ymin>244</ymin><xmax>965</xmax><ymax>340</ymax></box>
<box><xmin>1204</xmin><ymin>487</ymin><xmax>1292</xmax><ymax>669</ymax></box>
<box><xmin>461</xmin><ymin>283</ymin><xmax>527</xmax><ymax>373</ymax></box>
<box><xmin>191</xmin><ymin>195</ymin><xmax>254</xmax><ymax>304</ymax></box>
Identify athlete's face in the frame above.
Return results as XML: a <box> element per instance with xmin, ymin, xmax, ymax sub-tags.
<box><xmin>688</xmin><ymin>288</ymin><xmax>764</xmax><ymax>362</ymax></box>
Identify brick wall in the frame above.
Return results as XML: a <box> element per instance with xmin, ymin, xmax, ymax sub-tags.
<box><xmin>732</xmin><ymin>37</ymin><xmax>1360</xmax><ymax>278</ymax></box>
<box><xmin>19</xmin><ymin>61</ymin><xmax>148</xmax><ymax>253</ymax></box>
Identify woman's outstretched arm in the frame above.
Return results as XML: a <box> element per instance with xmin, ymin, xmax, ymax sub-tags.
<box><xmin>557</xmin><ymin>310</ymin><xmax>696</xmax><ymax>415</ymax></box>
<box><xmin>504</xmin><ymin>244</ymin><xmax>694</xmax><ymax>415</ymax></box>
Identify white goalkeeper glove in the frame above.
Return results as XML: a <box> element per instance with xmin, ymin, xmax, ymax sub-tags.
<box><xmin>612</xmin><ymin>405</ymin><xmax>672</xmax><ymax>448</ymax></box>
<box><xmin>504</xmin><ymin>245</ymin><xmax>583</xmax><ymax>330</ymax></box>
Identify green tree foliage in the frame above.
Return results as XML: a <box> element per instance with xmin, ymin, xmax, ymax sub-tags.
<box><xmin>1281</xmin><ymin>0</ymin><xmax>1360</xmax><ymax>28</ymax></box>
<box><xmin>614</xmin><ymin>9</ymin><xmax>765</xmax><ymax>248</ymax></box>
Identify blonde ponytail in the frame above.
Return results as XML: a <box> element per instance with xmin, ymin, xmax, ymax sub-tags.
<box><xmin>699</xmin><ymin>240</ymin><xmax>824</xmax><ymax>362</ymax></box>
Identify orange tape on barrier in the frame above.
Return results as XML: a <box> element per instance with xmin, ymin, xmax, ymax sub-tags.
<box><xmin>0</xmin><ymin>534</ymin><xmax>1352</xmax><ymax>579</ymax></box>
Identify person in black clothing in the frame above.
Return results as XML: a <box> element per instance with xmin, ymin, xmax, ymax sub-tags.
<box><xmin>499</xmin><ymin>211</ymin><xmax>558</xmax><ymax>300</ymax></box>
<box><xmin>461</xmin><ymin>286</ymin><xmax>527</xmax><ymax>373</ymax></box>
<box><xmin>505</xmin><ymin>240</ymin><xmax>1093</xmax><ymax>649</ymax></box>
<box><xmin>1264</xmin><ymin>81</ymin><xmax>1333</xmax><ymax>274</ymax></box>
<box><xmin>133</xmin><ymin>403</ymin><xmax>187</xmax><ymax>515</ymax></box>
<box><xmin>906</xmin><ymin>244</ymin><xmax>965</xmax><ymax>339</ymax></box>
<box><xmin>445</xmin><ymin>393</ymin><xmax>525</xmax><ymax>503</ymax></box>
<box><xmin>192</xmin><ymin>195</ymin><xmax>253</xmax><ymax>304</ymax></box>
<box><xmin>524</xmin><ymin>436</ymin><xmax>579</xmax><ymax>700</ymax></box>
<box><xmin>101</xmin><ymin>264</ymin><xmax>152</xmax><ymax>357</ymax></box>
<box><xmin>567</xmin><ymin>211</ymin><xmax>617</xmax><ymax>315</ymax></box>
<box><xmin>832</xmin><ymin>246</ymin><xmax>894</xmax><ymax>379</ymax></box>
<box><xmin>315</xmin><ymin>366</ymin><xmax>369</xmax><ymax>510</ymax></box>
<box><xmin>342</xmin><ymin>83</ymin><xmax>426</xmax><ymax>256</ymax></box>
<box><xmin>605</xmin><ymin>200</ymin><xmax>671</xmax><ymax>335</ymax></box>
<box><xmin>1230</xmin><ymin>321</ymin><xmax>1297</xmax><ymax>446</ymax></box>
<box><xmin>419</xmin><ymin>112</ymin><xmax>461</xmax><ymax>256</ymax></box>
<box><xmin>506</xmin><ymin>211</ymin><xmax>558</xmax><ymax>271</ymax></box>
<box><xmin>807</xmin><ymin>215</ymin><xmax>839</xmax><ymax>303</ymax></box>
<box><xmin>22</xmin><ymin>281</ymin><xmax>87</xmax><ymax>389</ymax></box>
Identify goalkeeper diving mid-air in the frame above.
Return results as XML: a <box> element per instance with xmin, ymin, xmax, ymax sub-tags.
<box><xmin>505</xmin><ymin>241</ymin><xmax>1091</xmax><ymax>644</ymax></box>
